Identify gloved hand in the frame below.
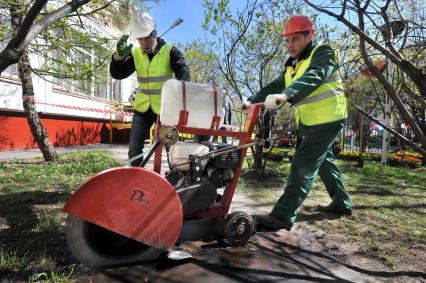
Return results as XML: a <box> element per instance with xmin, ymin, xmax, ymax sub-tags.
<box><xmin>264</xmin><ymin>94</ymin><xmax>288</xmax><ymax>110</ymax></box>
<box><xmin>116</xmin><ymin>35</ymin><xmax>133</xmax><ymax>58</ymax></box>
<box><xmin>242</xmin><ymin>101</ymin><xmax>251</xmax><ymax>109</ymax></box>
<box><xmin>128</xmin><ymin>90</ymin><xmax>136</xmax><ymax>104</ymax></box>
<box><xmin>236</xmin><ymin>101</ymin><xmax>251</xmax><ymax>112</ymax></box>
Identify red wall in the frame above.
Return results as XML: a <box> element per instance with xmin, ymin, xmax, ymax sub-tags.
<box><xmin>0</xmin><ymin>112</ymin><xmax>112</xmax><ymax>151</ymax></box>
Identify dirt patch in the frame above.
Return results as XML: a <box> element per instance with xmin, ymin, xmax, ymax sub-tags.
<box><xmin>240</xmin><ymin>168</ymin><xmax>283</xmax><ymax>180</ymax></box>
<box><xmin>237</xmin><ymin>161</ymin><xmax>426</xmax><ymax>283</ymax></box>
<box><xmin>296</xmin><ymin>222</ymin><xmax>426</xmax><ymax>283</ymax></box>
<box><xmin>231</xmin><ymin>190</ymin><xmax>425</xmax><ymax>282</ymax></box>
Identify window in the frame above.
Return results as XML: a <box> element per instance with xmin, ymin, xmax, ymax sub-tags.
<box><xmin>73</xmin><ymin>49</ymin><xmax>92</xmax><ymax>95</ymax></box>
<box><xmin>51</xmin><ymin>47</ymin><xmax>119</xmax><ymax>101</ymax></box>
<box><xmin>3</xmin><ymin>63</ymin><xmax>18</xmax><ymax>77</ymax></box>
<box><xmin>94</xmin><ymin>75</ymin><xmax>108</xmax><ymax>99</ymax></box>
<box><xmin>112</xmin><ymin>79</ymin><xmax>122</xmax><ymax>101</ymax></box>
<box><xmin>52</xmin><ymin>52</ymin><xmax>71</xmax><ymax>90</ymax></box>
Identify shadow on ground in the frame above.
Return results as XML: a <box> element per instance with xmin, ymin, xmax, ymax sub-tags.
<box><xmin>0</xmin><ymin>190</ymin><xmax>75</xmax><ymax>280</ymax></box>
<box><xmin>81</xmin><ymin>230</ymin><xmax>374</xmax><ymax>283</ymax></box>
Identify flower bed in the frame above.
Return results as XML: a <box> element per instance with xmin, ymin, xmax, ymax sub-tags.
<box><xmin>337</xmin><ymin>151</ymin><xmax>423</xmax><ymax>168</ymax></box>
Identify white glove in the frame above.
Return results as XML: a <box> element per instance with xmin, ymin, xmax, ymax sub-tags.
<box><xmin>236</xmin><ymin>101</ymin><xmax>251</xmax><ymax>112</ymax></box>
<box><xmin>264</xmin><ymin>94</ymin><xmax>288</xmax><ymax>110</ymax></box>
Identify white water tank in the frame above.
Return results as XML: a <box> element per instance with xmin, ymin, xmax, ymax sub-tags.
<box><xmin>160</xmin><ymin>79</ymin><xmax>224</xmax><ymax>129</ymax></box>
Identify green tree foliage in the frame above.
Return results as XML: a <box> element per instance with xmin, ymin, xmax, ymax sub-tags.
<box><xmin>178</xmin><ymin>40</ymin><xmax>219</xmax><ymax>84</ymax></box>
<box><xmin>201</xmin><ymin>0</ymin><xmax>334</xmax><ymax>101</ymax></box>
<box><xmin>0</xmin><ymin>0</ymin><xmax>133</xmax><ymax>90</ymax></box>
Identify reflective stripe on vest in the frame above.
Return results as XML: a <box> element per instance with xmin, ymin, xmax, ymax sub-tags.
<box><xmin>284</xmin><ymin>44</ymin><xmax>347</xmax><ymax>127</ymax></box>
<box><xmin>137</xmin><ymin>75</ymin><xmax>173</xmax><ymax>83</ymax></box>
<box><xmin>132</xmin><ymin>43</ymin><xmax>174</xmax><ymax>114</ymax></box>
<box><xmin>137</xmin><ymin>87</ymin><xmax>162</xmax><ymax>95</ymax></box>
<box><xmin>295</xmin><ymin>72</ymin><xmax>343</xmax><ymax>105</ymax></box>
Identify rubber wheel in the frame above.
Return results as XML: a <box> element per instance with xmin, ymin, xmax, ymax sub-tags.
<box><xmin>224</xmin><ymin>211</ymin><xmax>254</xmax><ymax>246</ymax></box>
<box><xmin>66</xmin><ymin>215</ymin><xmax>162</xmax><ymax>269</ymax></box>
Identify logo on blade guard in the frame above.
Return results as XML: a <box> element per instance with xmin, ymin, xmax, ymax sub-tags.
<box><xmin>130</xmin><ymin>189</ymin><xmax>147</xmax><ymax>202</ymax></box>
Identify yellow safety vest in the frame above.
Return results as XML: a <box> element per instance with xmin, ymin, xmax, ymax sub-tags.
<box><xmin>132</xmin><ymin>43</ymin><xmax>174</xmax><ymax>114</ymax></box>
<box><xmin>284</xmin><ymin>44</ymin><xmax>347</xmax><ymax>127</ymax></box>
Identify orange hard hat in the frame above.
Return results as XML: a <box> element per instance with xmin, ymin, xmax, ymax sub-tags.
<box><xmin>283</xmin><ymin>15</ymin><xmax>314</xmax><ymax>37</ymax></box>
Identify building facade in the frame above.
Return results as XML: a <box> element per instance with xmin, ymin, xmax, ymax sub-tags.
<box><xmin>0</xmin><ymin>5</ymin><xmax>134</xmax><ymax>151</ymax></box>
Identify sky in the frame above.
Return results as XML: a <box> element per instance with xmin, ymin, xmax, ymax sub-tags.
<box><xmin>139</xmin><ymin>0</ymin><xmax>338</xmax><ymax>46</ymax></box>
<box><xmin>142</xmin><ymin>0</ymin><xmax>210</xmax><ymax>45</ymax></box>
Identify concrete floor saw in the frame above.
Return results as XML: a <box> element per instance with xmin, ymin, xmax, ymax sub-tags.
<box><xmin>64</xmin><ymin>91</ymin><xmax>265</xmax><ymax>269</ymax></box>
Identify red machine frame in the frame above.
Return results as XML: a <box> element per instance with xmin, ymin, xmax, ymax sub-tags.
<box><xmin>152</xmin><ymin>103</ymin><xmax>262</xmax><ymax>219</ymax></box>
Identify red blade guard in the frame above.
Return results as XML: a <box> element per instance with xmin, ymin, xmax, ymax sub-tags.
<box><xmin>63</xmin><ymin>167</ymin><xmax>182</xmax><ymax>250</ymax></box>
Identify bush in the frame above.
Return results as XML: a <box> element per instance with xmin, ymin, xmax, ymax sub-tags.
<box><xmin>263</xmin><ymin>148</ymin><xmax>295</xmax><ymax>162</ymax></box>
<box><xmin>263</xmin><ymin>148</ymin><xmax>285</xmax><ymax>161</ymax></box>
<box><xmin>267</xmin><ymin>148</ymin><xmax>288</xmax><ymax>156</ymax></box>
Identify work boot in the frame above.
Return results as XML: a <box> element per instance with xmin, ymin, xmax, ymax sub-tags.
<box><xmin>317</xmin><ymin>204</ymin><xmax>352</xmax><ymax>216</ymax></box>
<box><xmin>253</xmin><ymin>214</ymin><xmax>292</xmax><ymax>232</ymax></box>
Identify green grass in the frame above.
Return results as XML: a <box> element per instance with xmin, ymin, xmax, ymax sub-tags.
<box><xmin>0</xmin><ymin>151</ymin><xmax>119</xmax><ymax>281</ymax></box>
<box><xmin>0</xmin><ymin>151</ymin><xmax>120</xmax><ymax>194</ymax></box>
<box><xmin>0</xmin><ymin>248</ymin><xmax>28</xmax><ymax>270</ymax></box>
<box><xmin>30</xmin><ymin>266</ymin><xmax>75</xmax><ymax>283</ymax></box>
<box><xmin>239</xmin><ymin>158</ymin><xmax>426</xmax><ymax>267</ymax></box>
<box><xmin>37</xmin><ymin>208</ymin><xmax>64</xmax><ymax>232</ymax></box>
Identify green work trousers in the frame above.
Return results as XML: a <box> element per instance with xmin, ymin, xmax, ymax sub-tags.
<box><xmin>271</xmin><ymin>120</ymin><xmax>352</xmax><ymax>225</ymax></box>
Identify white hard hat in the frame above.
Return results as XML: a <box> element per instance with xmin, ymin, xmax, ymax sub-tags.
<box><xmin>130</xmin><ymin>6</ymin><xmax>156</xmax><ymax>40</ymax></box>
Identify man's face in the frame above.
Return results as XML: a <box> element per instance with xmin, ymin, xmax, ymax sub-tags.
<box><xmin>284</xmin><ymin>32</ymin><xmax>312</xmax><ymax>59</ymax></box>
<box><xmin>137</xmin><ymin>36</ymin><xmax>157</xmax><ymax>54</ymax></box>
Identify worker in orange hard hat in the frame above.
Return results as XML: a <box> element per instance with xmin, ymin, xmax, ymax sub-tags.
<box><xmin>246</xmin><ymin>15</ymin><xmax>352</xmax><ymax>231</ymax></box>
<box><xmin>282</xmin><ymin>15</ymin><xmax>314</xmax><ymax>58</ymax></box>
<box><xmin>283</xmin><ymin>15</ymin><xmax>314</xmax><ymax>36</ymax></box>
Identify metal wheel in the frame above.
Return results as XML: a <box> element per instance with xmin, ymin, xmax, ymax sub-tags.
<box><xmin>159</xmin><ymin>126</ymin><xmax>179</xmax><ymax>146</ymax></box>
<box><xmin>66</xmin><ymin>215</ymin><xmax>162</xmax><ymax>269</ymax></box>
<box><xmin>223</xmin><ymin>211</ymin><xmax>254</xmax><ymax>246</ymax></box>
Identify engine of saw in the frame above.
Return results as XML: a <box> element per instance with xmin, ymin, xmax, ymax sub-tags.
<box><xmin>165</xmin><ymin>140</ymin><xmax>241</xmax><ymax>217</ymax></box>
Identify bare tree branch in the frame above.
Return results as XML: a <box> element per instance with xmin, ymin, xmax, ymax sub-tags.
<box><xmin>303</xmin><ymin>0</ymin><xmax>426</xmax><ymax>97</ymax></box>
<box><xmin>354</xmin><ymin>0</ymin><xmax>426</xmax><ymax>152</ymax></box>
<box><xmin>352</xmin><ymin>102</ymin><xmax>426</xmax><ymax>156</ymax></box>
<box><xmin>67</xmin><ymin>0</ymin><xmax>116</xmax><ymax>17</ymax></box>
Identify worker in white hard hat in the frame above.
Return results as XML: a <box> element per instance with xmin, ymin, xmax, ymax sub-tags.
<box><xmin>110</xmin><ymin>9</ymin><xmax>190</xmax><ymax>166</ymax></box>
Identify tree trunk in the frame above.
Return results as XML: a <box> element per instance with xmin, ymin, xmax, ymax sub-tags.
<box><xmin>18</xmin><ymin>52</ymin><xmax>58</xmax><ymax>161</ymax></box>
<box><xmin>252</xmin><ymin>116</ymin><xmax>266</xmax><ymax>174</ymax></box>
<box><xmin>400</xmin><ymin>60</ymin><xmax>426</xmax><ymax>101</ymax></box>
<box><xmin>253</xmin><ymin>144</ymin><xmax>264</xmax><ymax>174</ymax></box>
